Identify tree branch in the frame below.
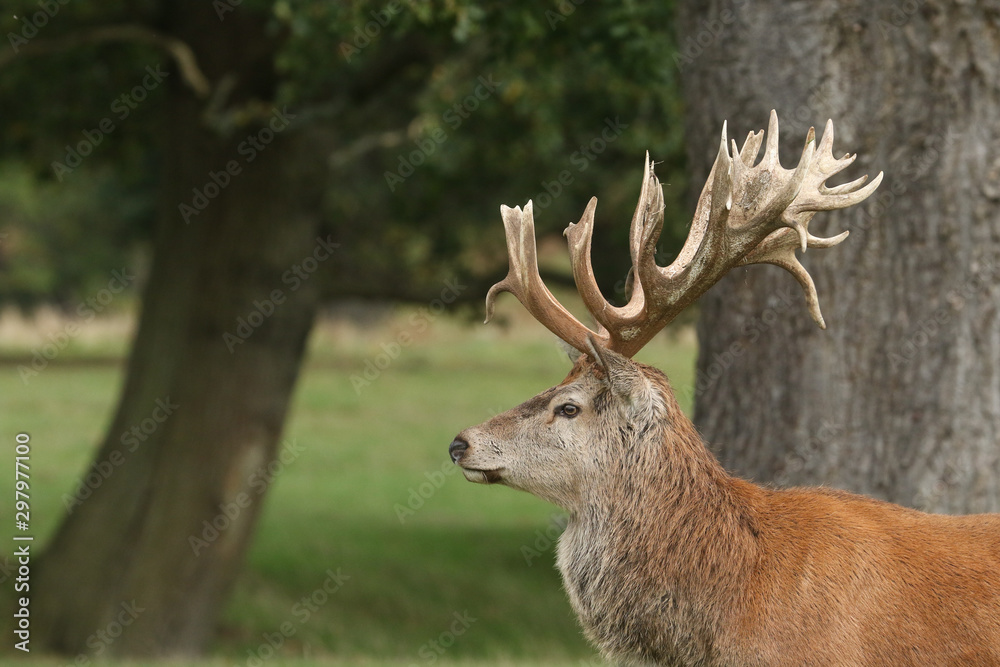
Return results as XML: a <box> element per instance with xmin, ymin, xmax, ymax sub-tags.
<box><xmin>328</xmin><ymin>128</ymin><xmax>408</xmax><ymax>167</ymax></box>
<box><xmin>0</xmin><ymin>24</ymin><xmax>211</xmax><ymax>97</ymax></box>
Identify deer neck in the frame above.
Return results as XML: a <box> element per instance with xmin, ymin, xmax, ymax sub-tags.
<box><xmin>556</xmin><ymin>414</ymin><xmax>763</xmax><ymax>662</ymax></box>
<box><xmin>565</xmin><ymin>416</ymin><xmax>760</xmax><ymax>575</ymax></box>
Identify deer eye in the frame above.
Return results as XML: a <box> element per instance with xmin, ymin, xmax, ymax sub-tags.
<box><xmin>556</xmin><ymin>403</ymin><xmax>580</xmax><ymax>418</ymax></box>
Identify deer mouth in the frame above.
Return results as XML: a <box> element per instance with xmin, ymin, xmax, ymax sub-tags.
<box><xmin>461</xmin><ymin>467</ymin><xmax>504</xmax><ymax>484</ymax></box>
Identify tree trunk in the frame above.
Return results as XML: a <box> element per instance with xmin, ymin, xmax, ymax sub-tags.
<box><xmin>33</xmin><ymin>7</ymin><xmax>326</xmax><ymax>656</ymax></box>
<box><xmin>678</xmin><ymin>1</ymin><xmax>1000</xmax><ymax>513</ymax></box>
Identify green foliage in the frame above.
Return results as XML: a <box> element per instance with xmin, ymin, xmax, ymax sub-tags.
<box><xmin>0</xmin><ymin>0</ymin><xmax>687</xmax><ymax>307</ymax></box>
<box><xmin>313</xmin><ymin>0</ymin><xmax>688</xmax><ymax>300</ymax></box>
<box><xmin>0</xmin><ymin>161</ymin><xmax>152</xmax><ymax>308</ymax></box>
<box><xmin>1</xmin><ymin>0</ymin><xmax>166</xmax><ymax>163</ymax></box>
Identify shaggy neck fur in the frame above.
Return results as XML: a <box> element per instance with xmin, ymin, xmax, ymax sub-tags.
<box><xmin>556</xmin><ymin>363</ymin><xmax>765</xmax><ymax>665</ymax></box>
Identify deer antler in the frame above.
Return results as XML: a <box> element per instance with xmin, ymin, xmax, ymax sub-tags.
<box><xmin>486</xmin><ymin>110</ymin><xmax>883</xmax><ymax>358</ymax></box>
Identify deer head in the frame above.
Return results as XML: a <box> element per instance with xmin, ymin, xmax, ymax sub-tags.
<box><xmin>450</xmin><ymin>111</ymin><xmax>883</xmax><ymax>511</ymax></box>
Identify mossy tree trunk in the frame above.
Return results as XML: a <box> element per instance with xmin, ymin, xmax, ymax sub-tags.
<box><xmin>679</xmin><ymin>1</ymin><xmax>1000</xmax><ymax>513</ymax></box>
<box><xmin>33</xmin><ymin>6</ymin><xmax>328</xmax><ymax>655</ymax></box>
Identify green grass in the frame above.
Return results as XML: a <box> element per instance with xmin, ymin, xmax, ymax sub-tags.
<box><xmin>0</xmin><ymin>306</ymin><xmax>696</xmax><ymax>665</ymax></box>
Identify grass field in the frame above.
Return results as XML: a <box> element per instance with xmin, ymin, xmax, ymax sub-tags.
<box><xmin>0</xmin><ymin>303</ymin><xmax>697</xmax><ymax>665</ymax></box>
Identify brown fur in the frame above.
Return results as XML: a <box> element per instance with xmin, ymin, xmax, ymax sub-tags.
<box><xmin>452</xmin><ymin>351</ymin><xmax>1000</xmax><ymax>666</ymax></box>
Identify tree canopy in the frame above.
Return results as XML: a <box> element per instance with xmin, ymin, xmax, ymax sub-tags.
<box><xmin>1</xmin><ymin>0</ymin><xmax>688</xmax><ymax>309</ymax></box>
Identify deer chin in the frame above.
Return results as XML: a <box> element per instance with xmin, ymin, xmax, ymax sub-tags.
<box><xmin>461</xmin><ymin>467</ymin><xmax>504</xmax><ymax>484</ymax></box>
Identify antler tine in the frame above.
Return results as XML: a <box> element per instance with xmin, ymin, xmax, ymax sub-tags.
<box><xmin>564</xmin><ymin>197</ymin><xmax>615</xmax><ymax>334</ymax></box>
<box><xmin>736</xmin><ymin>119</ymin><xmax>882</xmax><ymax>327</ymax></box>
<box><xmin>621</xmin><ymin>110</ymin><xmax>880</xmax><ymax>353</ymax></box>
<box><xmin>486</xmin><ymin>111</ymin><xmax>881</xmax><ymax>358</ymax></box>
<box><xmin>738</xmin><ymin>128</ymin><xmax>765</xmax><ymax>167</ymax></box>
<box><xmin>740</xmin><ymin>227</ymin><xmax>850</xmax><ymax>328</ymax></box>
<box><xmin>784</xmin><ymin>118</ymin><xmax>884</xmax><ymax>216</ymax></box>
<box><xmin>564</xmin><ymin>154</ymin><xmax>662</xmax><ymax>348</ymax></box>
<box><xmin>486</xmin><ymin>202</ymin><xmax>609</xmax><ymax>353</ymax></box>
<box><xmin>631</xmin><ymin>153</ymin><xmax>664</xmax><ymax>280</ymax></box>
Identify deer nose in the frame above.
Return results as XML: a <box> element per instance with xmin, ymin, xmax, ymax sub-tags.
<box><xmin>449</xmin><ymin>437</ymin><xmax>469</xmax><ymax>464</ymax></box>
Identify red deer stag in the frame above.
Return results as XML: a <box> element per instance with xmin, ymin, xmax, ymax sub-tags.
<box><xmin>449</xmin><ymin>111</ymin><xmax>1000</xmax><ymax>666</ymax></box>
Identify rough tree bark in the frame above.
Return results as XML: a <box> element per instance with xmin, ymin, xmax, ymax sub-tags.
<box><xmin>33</xmin><ymin>7</ymin><xmax>327</xmax><ymax>656</ymax></box>
<box><xmin>678</xmin><ymin>1</ymin><xmax>1000</xmax><ymax>513</ymax></box>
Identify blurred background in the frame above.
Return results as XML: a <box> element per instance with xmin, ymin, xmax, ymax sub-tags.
<box><xmin>0</xmin><ymin>0</ymin><xmax>997</xmax><ymax>665</ymax></box>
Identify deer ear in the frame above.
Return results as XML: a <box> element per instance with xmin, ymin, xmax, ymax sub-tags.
<box><xmin>558</xmin><ymin>338</ymin><xmax>584</xmax><ymax>363</ymax></box>
<box><xmin>585</xmin><ymin>335</ymin><xmax>640</xmax><ymax>395</ymax></box>
<box><xmin>586</xmin><ymin>337</ymin><xmax>661</xmax><ymax>417</ymax></box>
